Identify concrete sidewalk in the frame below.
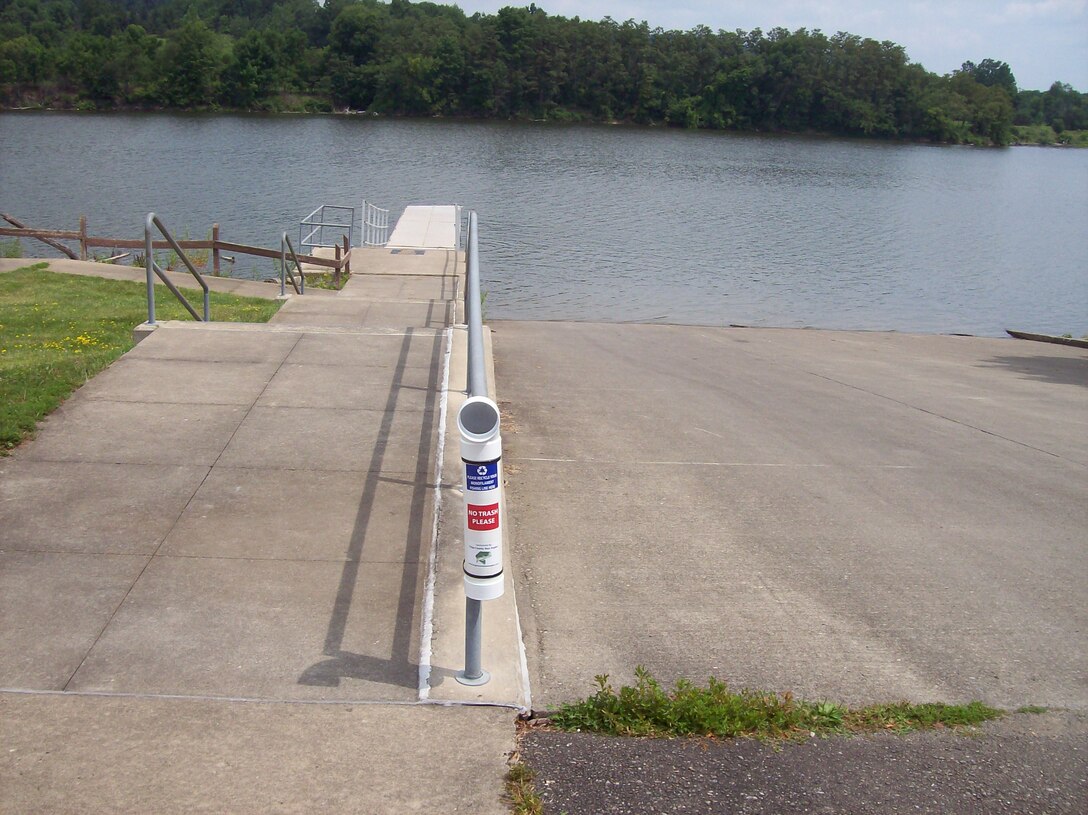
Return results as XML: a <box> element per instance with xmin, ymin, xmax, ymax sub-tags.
<box><xmin>1</xmin><ymin>251</ymin><xmax>519</xmax><ymax>813</ymax></box>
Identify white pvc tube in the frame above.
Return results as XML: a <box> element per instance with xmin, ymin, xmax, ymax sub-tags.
<box><xmin>458</xmin><ymin>396</ymin><xmax>504</xmax><ymax>601</ymax></box>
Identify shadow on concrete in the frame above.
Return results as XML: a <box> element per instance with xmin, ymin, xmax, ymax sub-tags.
<box><xmin>298</xmin><ymin>327</ymin><xmax>443</xmax><ymax>691</ymax></box>
<box><xmin>982</xmin><ymin>352</ymin><xmax>1088</xmax><ymax>389</ymax></box>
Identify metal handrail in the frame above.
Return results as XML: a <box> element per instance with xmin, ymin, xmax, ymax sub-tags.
<box><xmin>299</xmin><ymin>204</ymin><xmax>355</xmax><ymax>254</ymax></box>
<box><xmin>362</xmin><ymin>200</ymin><xmax>391</xmax><ymax>246</ymax></box>
<box><xmin>465</xmin><ymin>211</ymin><xmax>487</xmax><ymax>398</ymax></box>
<box><xmin>144</xmin><ymin>212</ymin><xmax>209</xmax><ymax>324</ymax></box>
<box><xmin>280</xmin><ymin>232</ymin><xmax>305</xmax><ymax>296</ymax></box>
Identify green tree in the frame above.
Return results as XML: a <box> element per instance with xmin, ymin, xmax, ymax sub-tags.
<box><xmin>0</xmin><ymin>33</ymin><xmax>48</xmax><ymax>86</ymax></box>
<box><xmin>158</xmin><ymin>12</ymin><xmax>223</xmax><ymax>108</ymax></box>
<box><xmin>222</xmin><ymin>28</ymin><xmax>283</xmax><ymax>107</ymax></box>
<box><xmin>960</xmin><ymin>59</ymin><xmax>1017</xmax><ymax>97</ymax></box>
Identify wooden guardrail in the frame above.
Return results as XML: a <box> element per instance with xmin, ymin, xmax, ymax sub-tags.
<box><xmin>0</xmin><ymin>214</ymin><xmax>351</xmax><ymax>279</ymax></box>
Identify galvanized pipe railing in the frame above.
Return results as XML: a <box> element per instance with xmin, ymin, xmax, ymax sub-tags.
<box><xmin>457</xmin><ymin>209</ymin><xmax>504</xmax><ymax>686</ymax></box>
<box><xmin>299</xmin><ymin>204</ymin><xmax>355</xmax><ymax>254</ymax></box>
<box><xmin>280</xmin><ymin>232</ymin><xmax>305</xmax><ymax>296</ymax></box>
<box><xmin>465</xmin><ymin>211</ymin><xmax>486</xmax><ymax>399</ymax></box>
<box><xmin>144</xmin><ymin>212</ymin><xmax>209</xmax><ymax>324</ymax></box>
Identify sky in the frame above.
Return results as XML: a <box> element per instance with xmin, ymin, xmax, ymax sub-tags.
<box><xmin>449</xmin><ymin>0</ymin><xmax>1088</xmax><ymax>91</ymax></box>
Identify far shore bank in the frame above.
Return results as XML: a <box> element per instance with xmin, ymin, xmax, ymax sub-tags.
<box><xmin>4</xmin><ymin>105</ymin><xmax>1085</xmax><ymax>148</ymax></box>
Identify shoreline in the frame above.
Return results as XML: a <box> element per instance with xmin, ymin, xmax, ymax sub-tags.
<box><xmin>5</xmin><ymin>104</ymin><xmax>1083</xmax><ymax>148</ymax></box>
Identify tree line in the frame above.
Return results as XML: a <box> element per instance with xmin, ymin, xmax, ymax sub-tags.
<box><xmin>2</xmin><ymin>0</ymin><xmax>1086</xmax><ymax>145</ymax></box>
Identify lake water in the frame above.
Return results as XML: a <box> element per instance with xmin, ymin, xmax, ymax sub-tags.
<box><xmin>1</xmin><ymin>111</ymin><xmax>1085</xmax><ymax>336</ymax></box>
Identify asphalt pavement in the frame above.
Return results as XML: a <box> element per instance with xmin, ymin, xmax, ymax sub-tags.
<box><xmin>522</xmin><ymin>710</ymin><xmax>1088</xmax><ymax>814</ymax></box>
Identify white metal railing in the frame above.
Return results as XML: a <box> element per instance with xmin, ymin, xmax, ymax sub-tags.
<box><xmin>361</xmin><ymin>200</ymin><xmax>390</xmax><ymax>246</ymax></box>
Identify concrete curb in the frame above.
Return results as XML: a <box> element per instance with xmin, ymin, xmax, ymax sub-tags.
<box><xmin>424</xmin><ymin>324</ymin><xmax>532</xmax><ymax>710</ymax></box>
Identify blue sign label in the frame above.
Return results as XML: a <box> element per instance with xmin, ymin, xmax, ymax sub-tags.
<box><xmin>465</xmin><ymin>460</ymin><xmax>499</xmax><ymax>491</ymax></box>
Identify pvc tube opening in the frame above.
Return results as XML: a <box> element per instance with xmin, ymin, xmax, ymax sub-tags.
<box><xmin>458</xmin><ymin>396</ymin><xmax>500</xmax><ymax>442</ymax></box>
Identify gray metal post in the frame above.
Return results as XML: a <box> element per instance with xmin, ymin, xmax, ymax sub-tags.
<box><xmin>456</xmin><ymin>210</ymin><xmax>495</xmax><ymax>687</ymax></box>
<box><xmin>144</xmin><ymin>213</ymin><xmax>156</xmax><ymax>325</ymax></box>
<box><xmin>280</xmin><ymin>236</ymin><xmax>287</xmax><ymax>298</ymax></box>
<box><xmin>460</xmin><ymin>597</ymin><xmax>488</xmax><ymax>684</ymax></box>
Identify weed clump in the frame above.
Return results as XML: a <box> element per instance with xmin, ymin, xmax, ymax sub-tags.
<box><xmin>551</xmin><ymin>666</ymin><xmax>1003</xmax><ymax>739</ymax></box>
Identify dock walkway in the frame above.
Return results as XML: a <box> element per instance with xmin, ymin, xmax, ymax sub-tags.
<box><xmin>0</xmin><ymin>235</ymin><xmax>516</xmax><ymax>811</ymax></box>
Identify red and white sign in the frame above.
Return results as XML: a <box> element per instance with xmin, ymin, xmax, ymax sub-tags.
<box><xmin>467</xmin><ymin>502</ymin><xmax>499</xmax><ymax>531</ymax></box>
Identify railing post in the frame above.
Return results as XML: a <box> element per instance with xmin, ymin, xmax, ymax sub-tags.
<box><xmin>79</xmin><ymin>215</ymin><xmax>87</xmax><ymax>261</ymax></box>
<box><xmin>212</xmin><ymin>223</ymin><xmax>220</xmax><ymax>277</ymax></box>
<box><xmin>280</xmin><ymin>235</ymin><xmax>287</xmax><ymax>298</ymax></box>
<box><xmin>343</xmin><ymin>235</ymin><xmax>350</xmax><ymax>276</ymax></box>
<box><xmin>334</xmin><ymin>243</ymin><xmax>342</xmax><ymax>289</ymax></box>
<box><xmin>144</xmin><ymin>213</ymin><xmax>156</xmax><ymax>325</ymax></box>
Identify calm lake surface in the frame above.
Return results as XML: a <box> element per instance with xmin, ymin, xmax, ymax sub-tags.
<box><xmin>2</xmin><ymin>111</ymin><xmax>1085</xmax><ymax>336</ymax></box>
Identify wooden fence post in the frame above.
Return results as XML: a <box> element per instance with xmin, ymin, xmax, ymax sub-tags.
<box><xmin>79</xmin><ymin>215</ymin><xmax>88</xmax><ymax>261</ymax></box>
<box><xmin>334</xmin><ymin>244</ymin><xmax>342</xmax><ymax>289</ymax></box>
<box><xmin>212</xmin><ymin>223</ymin><xmax>220</xmax><ymax>277</ymax></box>
<box><xmin>343</xmin><ymin>235</ymin><xmax>351</xmax><ymax>277</ymax></box>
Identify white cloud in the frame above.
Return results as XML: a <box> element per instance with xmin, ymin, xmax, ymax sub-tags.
<box><xmin>1002</xmin><ymin>0</ymin><xmax>1086</xmax><ymax>21</ymax></box>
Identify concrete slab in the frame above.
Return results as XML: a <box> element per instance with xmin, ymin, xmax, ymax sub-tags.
<box><xmin>274</xmin><ymin>297</ymin><xmax>453</xmax><ymax>330</ymax></box>
<box><xmin>161</xmin><ymin>467</ymin><xmax>433</xmax><ymax>563</ymax></box>
<box><xmin>0</xmin><ymin>551</ymin><xmax>147</xmax><ymax>689</ymax></box>
<box><xmin>216</xmin><ymin>405</ymin><xmax>436</xmax><ymax>473</ymax></box>
<box><xmin>387</xmin><ymin>205</ymin><xmax>460</xmax><ymax>250</ymax></box>
<box><xmin>495</xmin><ymin>321</ymin><xmax>1088</xmax><ymax>710</ymax></box>
<box><xmin>20</xmin><ymin>399</ymin><xmax>246</xmax><ymax>466</ymax></box>
<box><xmin>691</xmin><ymin>328</ymin><xmax>1088</xmax><ymax>465</ymax></box>
<box><xmin>0</xmin><ymin>460</ymin><xmax>208</xmax><ymax>555</ymax></box>
<box><xmin>0</xmin><ymin>694</ymin><xmax>515</xmax><ymax>814</ymax></box>
<box><xmin>257</xmin><ymin>362</ymin><xmax>437</xmax><ymax>411</ymax></box>
<box><xmin>338</xmin><ymin>273</ymin><xmax>460</xmax><ymax>302</ymax></box>
<box><xmin>78</xmin><ymin>357</ymin><xmax>282</xmax><ymax>406</ymax></box>
<box><xmin>285</xmin><ymin>330</ymin><xmax>442</xmax><ymax>368</ymax></box>
<box><xmin>360</xmin><ymin>300</ymin><xmax>454</xmax><ymax>329</ymax></box>
<box><xmin>67</xmin><ymin>556</ymin><xmax>424</xmax><ymax>700</ymax></box>
<box><xmin>351</xmin><ymin>246</ymin><xmax>461</xmax><ymax>277</ymax></box>
<box><xmin>124</xmin><ymin>322</ymin><xmax>302</xmax><ymax>363</ymax></box>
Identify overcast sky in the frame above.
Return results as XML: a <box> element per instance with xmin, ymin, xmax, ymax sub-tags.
<box><xmin>450</xmin><ymin>0</ymin><xmax>1088</xmax><ymax>91</ymax></box>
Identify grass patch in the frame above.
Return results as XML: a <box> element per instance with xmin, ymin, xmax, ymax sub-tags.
<box><xmin>550</xmin><ymin>667</ymin><xmax>1004</xmax><ymax>740</ymax></box>
<box><xmin>1</xmin><ymin>238</ymin><xmax>23</xmax><ymax>258</ymax></box>
<box><xmin>0</xmin><ymin>265</ymin><xmax>281</xmax><ymax>452</ymax></box>
<box><xmin>505</xmin><ymin>763</ymin><xmax>544</xmax><ymax>815</ymax></box>
<box><xmin>1017</xmin><ymin>705</ymin><xmax>1049</xmax><ymax>715</ymax></box>
<box><xmin>302</xmin><ymin>270</ymin><xmax>349</xmax><ymax>291</ymax></box>
<box><xmin>1011</xmin><ymin>125</ymin><xmax>1088</xmax><ymax>147</ymax></box>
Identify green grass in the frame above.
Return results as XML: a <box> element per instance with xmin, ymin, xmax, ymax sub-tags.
<box><xmin>1016</xmin><ymin>705</ymin><xmax>1049</xmax><ymax>715</ymax></box>
<box><xmin>550</xmin><ymin>667</ymin><xmax>1004</xmax><ymax>740</ymax></box>
<box><xmin>301</xmin><ymin>270</ymin><xmax>348</xmax><ymax>291</ymax></box>
<box><xmin>1</xmin><ymin>238</ymin><xmax>22</xmax><ymax>258</ymax></box>
<box><xmin>1011</xmin><ymin>125</ymin><xmax>1088</xmax><ymax>147</ymax></box>
<box><xmin>0</xmin><ymin>264</ymin><xmax>281</xmax><ymax>452</ymax></box>
<box><xmin>505</xmin><ymin>764</ymin><xmax>545</xmax><ymax>815</ymax></box>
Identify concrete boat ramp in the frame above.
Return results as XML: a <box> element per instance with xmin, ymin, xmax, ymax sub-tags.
<box><xmin>2</xmin><ymin>204</ymin><xmax>1087</xmax><ymax>812</ymax></box>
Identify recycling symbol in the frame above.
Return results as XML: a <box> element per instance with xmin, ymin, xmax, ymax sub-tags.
<box><xmin>477</xmin><ymin>465</ymin><xmax>488</xmax><ymax>476</ymax></box>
